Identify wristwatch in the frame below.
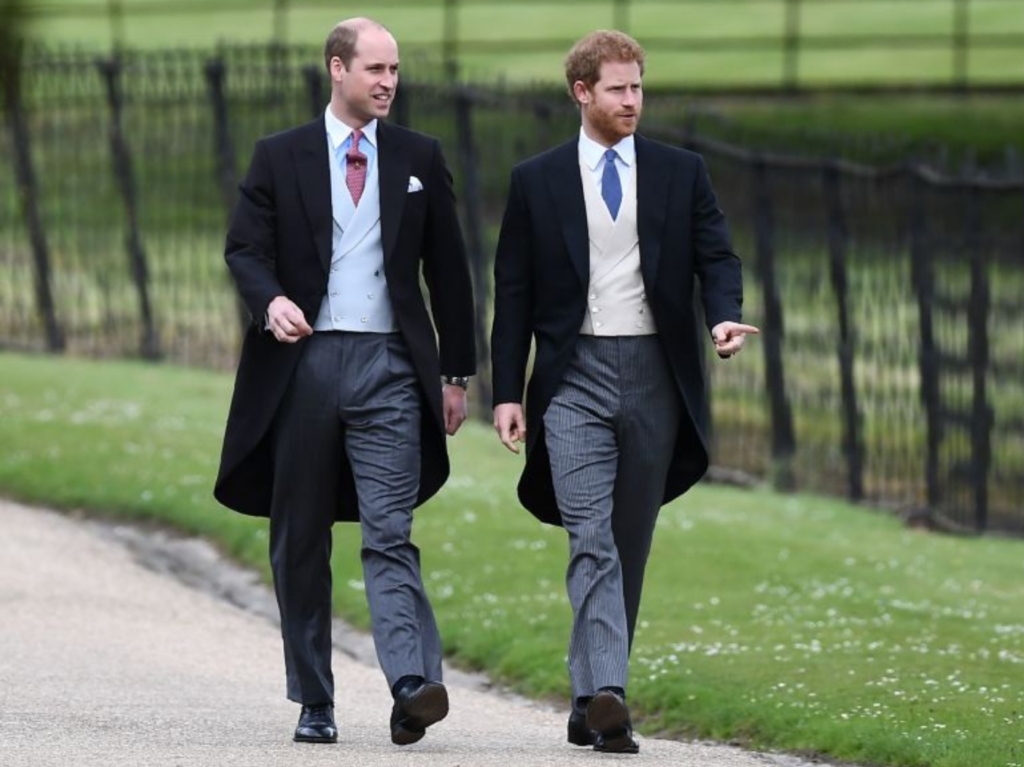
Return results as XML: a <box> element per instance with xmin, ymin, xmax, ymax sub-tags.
<box><xmin>442</xmin><ymin>375</ymin><xmax>470</xmax><ymax>389</ymax></box>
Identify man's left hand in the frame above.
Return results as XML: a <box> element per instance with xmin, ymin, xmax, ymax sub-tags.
<box><xmin>711</xmin><ymin>321</ymin><xmax>761</xmax><ymax>358</ymax></box>
<box><xmin>443</xmin><ymin>384</ymin><xmax>468</xmax><ymax>435</ymax></box>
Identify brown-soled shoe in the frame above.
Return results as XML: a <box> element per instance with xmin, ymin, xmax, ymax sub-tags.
<box><xmin>586</xmin><ymin>690</ymin><xmax>640</xmax><ymax>754</ymax></box>
<box><xmin>293</xmin><ymin>703</ymin><xmax>337</xmax><ymax>743</ymax></box>
<box><xmin>390</xmin><ymin>679</ymin><xmax>449</xmax><ymax>746</ymax></box>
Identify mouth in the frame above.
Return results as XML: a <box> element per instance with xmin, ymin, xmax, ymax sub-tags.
<box><xmin>372</xmin><ymin>93</ymin><xmax>392</xmax><ymax>106</ymax></box>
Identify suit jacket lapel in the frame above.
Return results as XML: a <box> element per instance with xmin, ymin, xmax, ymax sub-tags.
<box><xmin>544</xmin><ymin>140</ymin><xmax>588</xmax><ymax>286</ymax></box>
<box><xmin>294</xmin><ymin>117</ymin><xmax>333</xmax><ymax>273</ymax></box>
<box><xmin>377</xmin><ymin>121</ymin><xmax>409</xmax><ymax>266</ymax></box>
<box><xmin>635</xmin><ymin>134</ymin><xmax>668</xmax><ymax>288</ymax></box>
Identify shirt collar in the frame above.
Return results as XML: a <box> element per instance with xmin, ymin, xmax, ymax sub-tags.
<box><xmin>578</xmin><ymin>126</ymin><xmax>635</xmax><ymax>170</ymax></box>
<box><xmin>324</xmin><ymin>107</ymin><xmax>378</xmax><ymax>153</ymax></box>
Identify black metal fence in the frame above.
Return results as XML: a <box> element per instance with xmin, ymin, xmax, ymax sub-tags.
<box><xmin>2</xmin><ymin>46</ymin><xmax>1022</xmax><ymax>534</ymax></box>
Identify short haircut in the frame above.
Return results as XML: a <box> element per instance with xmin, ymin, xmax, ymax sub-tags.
<box><xmin>564</xmin><ymin>30</ymin><xmax>645</xmax><ymax>103</ymax></box>
<box><xmin>323</xmin><ymin>18</ymin><xmax>389</xmax><ymax>72</ymax></box>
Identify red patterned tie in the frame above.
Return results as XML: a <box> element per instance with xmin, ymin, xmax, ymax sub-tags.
<box><xmin>346</xmin><ymin>129</ymin><xmax>367</xmax><ymax>205</ymax></box>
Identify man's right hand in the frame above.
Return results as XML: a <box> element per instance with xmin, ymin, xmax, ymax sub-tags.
<box><xmin>493</xmin><ymin>403</ymin><xmax>527</xmax><ymax>454</ymax></box>
<box><xmin>267</xmin><ymin>295</ymin><xmax>313</xmax><ymax>343</ymax></box>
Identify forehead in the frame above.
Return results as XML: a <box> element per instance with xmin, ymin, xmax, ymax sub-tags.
<box><xmin>352</xmin><ymin>28</ymin><xmax>399</xmax><ymax>62</ymax></box>
<box><xmin>596</xmin><ymin>59</ymin><xmax>642</xmax><ymax>85</ymax></box>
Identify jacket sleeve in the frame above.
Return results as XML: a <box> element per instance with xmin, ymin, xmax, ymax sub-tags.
<box><xmin>420</xmin><ymin>139</ymin><xmax>477</xmax><ymax>377</ymax></box>
<box><xmin>224</xmin><ymin>140</ymin><xmax>286</xmax><ymax>325</ymax></box>
<box><xmin>490</xmin><ymin>168</ymin><xmax>534</xmax><ymax>406</ymax></box>
<box><xmin>690</xmin><ymin>155</ymin><xmax>743</xmax><ymax>331</ymax></box>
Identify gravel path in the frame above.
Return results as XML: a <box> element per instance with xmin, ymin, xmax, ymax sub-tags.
<box><xmin>0</xmin><ymin>498</ymin><xmax>805</xmax><ymax>767</ymax></box>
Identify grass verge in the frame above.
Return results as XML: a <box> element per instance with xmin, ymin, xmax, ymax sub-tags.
<box><xmin>1</xmin><ymin>351</ymin><xmax>1023</xmax><ymax>767</ymax></box>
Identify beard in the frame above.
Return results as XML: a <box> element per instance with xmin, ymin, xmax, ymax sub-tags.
<box><xmin>584</xmin><ymin>101</ymin><xmax>640</xmax><ymax>145</ymax></box>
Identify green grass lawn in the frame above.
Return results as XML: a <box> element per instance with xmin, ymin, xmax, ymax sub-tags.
<box><xmin>1</xmin><ymin>351</ymin><xmax>1023</xmax><ymax>767</ymax></box>
<box><xmin>18</xmin><ymin>0</ymin><xmax>1024</xmax><ymax>87</ymax></box>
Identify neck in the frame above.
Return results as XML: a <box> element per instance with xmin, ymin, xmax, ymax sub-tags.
<box><xmin>581</xmin><ymin>121</ymin><xmax>616</xmax><ymax>149</ymax></box>
<box><xmin>329</xmin><ymin>100</ymin><xmax>369</xmax><ymax>130</ymax></box>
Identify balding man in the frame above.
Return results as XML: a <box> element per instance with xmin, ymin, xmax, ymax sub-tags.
<box><xmin>215</xmin><ymin>18</ymin><xmax>475</xmax><ymax>746</ymax></box>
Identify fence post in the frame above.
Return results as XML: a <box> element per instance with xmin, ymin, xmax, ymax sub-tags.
<box><xmin>964</xmin><ymin>186</ymin><xmax>991</xmax><ymax>531</ymax></box>
<box><xmin>751</xmin><ymin>157</ymin><xmax>796</xmax><ymax>489</ymax></box>
<box><xmin>302</xmin><ymin>64</ymin><xmax>323</xmax><ymax>119</ymax></box>
<box><xmin>107</xmin><ymin>0</ymin><xmax>125</xmax><ymax>53</ymax></box>
<box><xmin>533</xmin><ymin>98</ymin><xmax>552</xmax><ymax>154</ymax></box>
<box><xmin>98</xmin><ymin>57</ymin><xmax>160</xmax><ymax>360</ymax></box>
<box><xmin>909</xmin><ymin>170</ymin><xmax>941</xmax><ymax>510</ymax></box>
<box><xmin>453</xmin><ymin>88</ymin><xmax>492</xmax><ymax>412</ymax></box>
<box><xmin>443</xmin><ymin>0</ymin><xmax>459</xmax><ymax>82</ymax></box>
<box><xmin>204</xmin><ymin>56</ymin><xmax>249</xmax><ymax>336</ymax></box>
<box><xmin>2</xmin><ymin>43</ymin><xmax>65</xmax><ymax>352</ymax></box>
<box><xmin>782</xmin><ymin>0</ymin><xmax>802</xmax><ymax>92</ymax></box>
<box><xmin>392</xmin><ymin>79</ymin><xmax>411</xmax><ymax>128</ymax></box>
<box><xmin>205</xmin><ymin>58</ymin><xmax>238</xmax><ymax>223</ymax></box>
<box><xmin>952</xmin><ymin>0</ymin><xmax>970</xmax><ymax>91</ymax></box>
<box><xmin>823</xmin><ymin>161</ymin><xmax>863</xmax><ymax>500</ymax></box>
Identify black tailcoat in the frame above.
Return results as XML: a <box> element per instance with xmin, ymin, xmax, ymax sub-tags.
<box><xmin>215</xmin><ymin>117</ymin><xmax>476</xmax><ymax>520</ymax></box>
<box><xmin>490</xmin><ymin>134</ymin><xmax>743</xmax><ymax>526</ymax></box>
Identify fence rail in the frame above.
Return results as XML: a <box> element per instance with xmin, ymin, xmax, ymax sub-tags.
<box><xmin>16</xmin><ymin>0</ymin><xmax>1024</xmax><ymax>91</ymax></box>
<box><xmin>1</xmin><ymin>45</ymin><xmax>1022</xmax><ymax>536</ymax></box>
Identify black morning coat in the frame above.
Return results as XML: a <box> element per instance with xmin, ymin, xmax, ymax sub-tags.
<box><xmin>490</xmin><ymin>133</ymin><xmax>744</xmax><ymax>526</ymax></box>
<box><xmin>214</xmin><ymin>117</ymin><xmax>476</xmax><ymax>521</ymax></box>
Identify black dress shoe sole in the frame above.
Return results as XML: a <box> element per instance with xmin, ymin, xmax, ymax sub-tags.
<box><xmin>586</xmin><ymin>692</ymin><xmax>629</xmax><ymax>734</ymax></box>
<box><xmin>587</xmin><ymin>692</ymin><xmax>638</xmax><ymax>754</ymax></box>
<box><xmin>293</xmin><ymin>732</ymin><xmax>338</xmax><ymax>744</ymax></box>
<box><xmin>595</xmin><ymin>736</ymin><xmax>640</xmax><ymax>754</ymax></box>
<box><xmin>391</xmin><ymin>682</ymin><xmax>449</xmax><ymax>746</ymax></box>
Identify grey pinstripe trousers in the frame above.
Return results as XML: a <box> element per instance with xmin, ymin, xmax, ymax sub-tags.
<box><xmin>269</xmin><ymin>332</ymin><xmax>443</xmax><ymax>705</ymax></box>
<box><xmin>543</xmin><ymin>335</ymin><xmax>681</xmax><ymax>700</ymax></box>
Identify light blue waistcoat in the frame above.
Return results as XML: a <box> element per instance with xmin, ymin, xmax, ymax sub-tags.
<box><xmin>313</xmin><ymin>137</ymin><xmax>397</xmax><ymax>333</ymax></box>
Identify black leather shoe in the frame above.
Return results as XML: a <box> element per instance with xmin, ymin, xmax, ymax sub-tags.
<box><xmin>390</xmin><ymin>678</ymin><xmax>449</xmax><ymax>746</ymax></box>
<box><xmin>293</xmin><ymin>703</ymin><xmax>337</xmax><ymax>743</ymax></box>
<box><xmin>567</xmin><ymin>706</ymin><xmax>597</xmax><ymax>746</ymax></box>
<box><xmin>586</xmin><ymin>690</ymin><xmax>639</xmax><ymax>754</ymax></box>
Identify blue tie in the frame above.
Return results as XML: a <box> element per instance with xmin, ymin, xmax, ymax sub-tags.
<box><xmin>601</xmin><ymin>148</ymin><xmax>622</xmax><ymax>220</ymax></box>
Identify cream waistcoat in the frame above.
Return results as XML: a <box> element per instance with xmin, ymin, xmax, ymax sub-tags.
<box><xmin>579</xmin><ymin>156</ymin><xmax>657</xmax><ymax>336</ymax></box>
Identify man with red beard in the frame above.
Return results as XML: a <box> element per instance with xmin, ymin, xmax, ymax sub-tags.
<box><xmin>215</xmin><ymin>17</ymin><xmax>475</xmax><ymax>746</ymax></box>
<box><xmin>491</xmin><ymin>30</ymin><xmax>757</xmax><ymax>753</ymax></box>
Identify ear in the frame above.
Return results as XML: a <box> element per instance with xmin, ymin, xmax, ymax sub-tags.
<box><xmin>329</xmin><ymin>56</ymin><xmax>346</xmax><ymax>82</ymax></box>
<box><xmin>572</xmin><ymin>80</ymin><xmax>591</xmax><ymax>105</ymax></box>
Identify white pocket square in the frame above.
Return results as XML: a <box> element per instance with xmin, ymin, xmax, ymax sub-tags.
<box><xmin>407</xmin><ymin>176</ymin><xmax>423</xmax><ymax>193</ymax></box>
